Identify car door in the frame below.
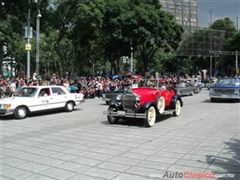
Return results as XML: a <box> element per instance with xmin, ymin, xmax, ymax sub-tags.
<box><xmin>50</xmin><ymin>87</ymin><xmax>68</xmax><ymax>109</ymax></box>
<box><xmin>160</xmin><ymin>89</ymin><xmax>172</xmax><ymax>106</ymax></box>
<box><xmin>31</xmin><ymin>88</ymin><xmax>51</xmax><ymax>111</ymax></box>
<box><xmin>186</xmin><ymin>83</ymin><xmax>193</xmax><ymax>95</ymax></box>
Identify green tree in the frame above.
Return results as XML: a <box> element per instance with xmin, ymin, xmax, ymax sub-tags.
<box><xmin>0</xmin><ymin>1</ymin><xmax>29</xmax><ymax>76</ymax></box>
<box><xmin>225</xmin><ymin>32</ymin><xmax>240</xmax><ymax>51</ymax></box>
<box><xmin>210</xmin><ymin>17</ymin><xmax>237</xmax><ymax>39</ymax></box>
<box><xmin>101</xmin><ymin>0</ymin><xmax>183</xmax><ymax>74</ymax></box>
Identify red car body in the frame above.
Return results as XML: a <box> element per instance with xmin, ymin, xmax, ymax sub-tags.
<box><xmin>132</xmin><ymin>87</ymin><xmax>174</xmax><ymax>108</ymax></box>
<box><xmin>107</xmin><ymin>85</ymin><xmax>183</xmax><ymax>127</ymax></box>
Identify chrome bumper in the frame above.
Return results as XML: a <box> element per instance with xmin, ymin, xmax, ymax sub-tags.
<box><xmin>209</xmin><ymin>93</ymin><xmax>240</xmax><ymax>99</ymax></box>
<box><xmin>0</xmin><ymin>109</ymin><xmax>14</xmax><ymax>116</ymax></box>
<box><xmin>106</xmin><ymin>110</ymin><xmax>147</xmax><ymax>119</ymax></box>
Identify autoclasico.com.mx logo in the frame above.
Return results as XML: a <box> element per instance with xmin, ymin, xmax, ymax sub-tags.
<box><xmin>149</xmin><ymin>171</ymin><xmax>235</xmax><ymax>179</ymax></box>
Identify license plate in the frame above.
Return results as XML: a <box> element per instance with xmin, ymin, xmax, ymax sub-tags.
<box><xmin>117</xmin><ymin>111</ymin><xmax>126</xmax><ymax>116</ymax></box>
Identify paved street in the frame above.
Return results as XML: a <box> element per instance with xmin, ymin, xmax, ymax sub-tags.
<box><xmin>1</xmin><ymin>89</ymin><xmax>240</xmax><ymax>180</ymax></box>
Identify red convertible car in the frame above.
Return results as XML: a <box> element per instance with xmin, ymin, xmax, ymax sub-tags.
<box><xmin>106</xmin><ymin>85</ymin><xmax>183</xmax><ymax>127</ymax></box>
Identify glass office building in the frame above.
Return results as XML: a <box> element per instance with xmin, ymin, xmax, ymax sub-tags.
<box><xmin>159</xmin><ymin>0</ymin><xmax>198</xmax><ymax>27</ymax></box>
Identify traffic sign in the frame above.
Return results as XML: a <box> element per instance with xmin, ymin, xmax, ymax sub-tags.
<box><xmin>25</xmin><ymin>44</ymin><xmax>31</xmax><ymax>51</ymax></box>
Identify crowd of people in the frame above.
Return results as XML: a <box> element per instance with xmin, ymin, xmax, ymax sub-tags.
<box><xmin>0</xmin><ymin>73</ymin><xmax>203</xmax><ymax>99</ymax></box>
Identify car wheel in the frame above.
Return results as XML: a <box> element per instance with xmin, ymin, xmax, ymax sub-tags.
<box><xmin>65</xmin><ymin>101</ymin><xmax>74</xmax><ymax>112</ymax></box>
<box><xmin>145</xmin><ymin>106</ymin><xmax>156</xmax><ymax>127</ymax></box>
<box><xmin>156</xmin><ymin>96</ymin><xmax>165</xmax><ymax>114</ymax></box>
<box><xmin>14</xmin><ymin>106</ymin><xmax>28</xmax><ymax>119</ymax></box>
<box><xmin>195</xmin><ymin>88</ymin><xmax>199</xmax><ymax>94</ymax></box>
<box><xmin>107</xmin><ymin>107</ymin><xmax>119</xmax><ymax>124</ymax></box>
<box><xmin>173</xmin><ymin>100</ymin><xmax>181</xmax><ymax>116</ymax></box>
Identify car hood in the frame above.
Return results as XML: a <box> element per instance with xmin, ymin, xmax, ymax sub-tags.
<box><xmin>0</xmin><ymin>97</ymin><xmax>29</xmax><ymax>104</ymax></box>
<box><xmin>213</xmin><ymin>84</ymin><xmax>239</xmax><ymax>89</ymax></box>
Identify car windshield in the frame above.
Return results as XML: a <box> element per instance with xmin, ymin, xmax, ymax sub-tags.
<box><xmin>216</xmin><ymin>78</ymin><xmax>239</xmax><ymax>86</ymax></box>
<box><xmin>16</xmin><ymin>87</ymin><xmax>38</xmax><ymax>97</ymax></box>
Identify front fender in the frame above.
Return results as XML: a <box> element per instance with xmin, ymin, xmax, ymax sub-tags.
<box><xmin>140</xmin><ymin>102</ymin><xmax>153</xmax><ymax>112</ymax></box>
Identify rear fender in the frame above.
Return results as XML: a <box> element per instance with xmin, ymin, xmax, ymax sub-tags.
<box><xmin>169</xmin><ymin>95</ymin><xmax>183</xmax><ymax>109</ymax></box>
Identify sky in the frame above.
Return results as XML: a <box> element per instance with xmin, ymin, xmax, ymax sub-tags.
<box><xmin>198</xmin><ymin>0</ymin><xmax>240</xmax><ymax>27</ymax></box>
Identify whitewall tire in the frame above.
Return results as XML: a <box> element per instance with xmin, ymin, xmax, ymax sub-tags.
<box><xmin>173</xmin><ymin>100</ymin><xmax>181</xmax><ymax>116</ymax></box>
<box><xmin>145</xmin><ymin>106</ymin><xmax>156</xmax><ymax>127</ymax></box>
<box><xmin>156</xmin><ymin>96</ymin><xmax>165</xmax><ymax>114</ymax></box>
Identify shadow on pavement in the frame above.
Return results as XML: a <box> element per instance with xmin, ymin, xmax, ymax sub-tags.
<box><xmin>99</xmin><ymin>103</ymin><xmax>109</xmax><ymax>106</ymax></box>
<box><xmin>202</xmin><ymin>99</ymin><xmax>239</xmax><ymax>104</ymax></box>
<box><xmin>101</xmin><ymin>114</ymin><xmax>172</xmax><ymax>128</ymax></box>
<box><xmin>0</xmin><ymin>108</ymin><xmax>82</xmax><ymax>121</ymax></box>
<box><xmin>206</xmin><ymin>139</ymin><xmax>240</xmax><ymax>179</ymax></box>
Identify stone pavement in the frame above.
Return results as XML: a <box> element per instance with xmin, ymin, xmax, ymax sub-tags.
<box><xmin>1</xmin><ymin>90</ymin><xmax>240</xmax><ymax>180</ymax></box>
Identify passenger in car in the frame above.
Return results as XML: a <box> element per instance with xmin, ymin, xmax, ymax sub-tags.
<box><xmin>39</xmin><ymin>90</ymin><xmax>48</xmax><ymax>97</ymax></box>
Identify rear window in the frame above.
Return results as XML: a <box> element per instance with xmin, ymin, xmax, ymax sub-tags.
<box><xmin>51</xmin><ymin>87</ymin><xmax>66</xmax><ymax>95</ymax></box>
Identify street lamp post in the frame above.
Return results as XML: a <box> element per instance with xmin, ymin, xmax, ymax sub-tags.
<box><xmin>35</xmin><ymin>0</ymin><xmax>41</xmax><ymax>74</ymax></box>
<box><xmin>130</xmin><ymin>40</ymin><xmax>133</xmax><ymax>72</ymax></box>
<box><xmin>209</xmin><ymin>7</ymin><xmax>213</xmax><ymax>78</ymax></box>
<box><xmin>26</xmin><ymin>0</ymin><xmax>31</xmax><ymax>80</ymax></box>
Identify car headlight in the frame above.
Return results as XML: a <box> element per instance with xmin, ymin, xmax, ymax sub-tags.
<box><xmin>234</xmin><ymin>89</ymin><xmax>239</xmax><ymax>94</ymax></box>
<box><xmin>116</xmin><ymin>94</ymin><xmax>122</xmax><ymax>101</ymax></box>
<box><xmin>0</xmin><ymin>104</ymin><xmax>11</xmax><ymax>109</ymax></box>
<box><xmin>136</xmin><ymin>95</ymin><xmax>141</xmax><ymax>102</ymax></box>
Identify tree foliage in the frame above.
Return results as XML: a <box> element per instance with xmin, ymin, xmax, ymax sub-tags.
<box><xmin>1</xmin><ymin>0</ymin><xmax>183</xmax><ymax>77</ymax></box>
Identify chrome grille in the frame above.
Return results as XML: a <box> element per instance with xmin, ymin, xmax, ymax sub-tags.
<box><xmin>122</xmin><ymin>94</ymin><xmax>136</xmax><ymax>111</ymax></box>
<box><xmin>213</xmin><ymin>88</ymin><xmax>235</xmax><ymax>95</ymax></box>
<box><xmin>105</xmin><ymin>93</ymin><xmax>117</xmax><ymax>99</ymax></box>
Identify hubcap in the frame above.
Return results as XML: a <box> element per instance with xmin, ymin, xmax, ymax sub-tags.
<box><xmin>148</xmin><ymin>107</ymin><xmax>156</xmax><ymax>125</ymax></box>
<box><xmin>68</xmin><ymin>103</ymin><xmax>73</xmax><ymax>110</ymax></box>
<box><xmin>18</xmin><ymin>109</ymin><xmax>26</xmax><ymax>118</ymax></box>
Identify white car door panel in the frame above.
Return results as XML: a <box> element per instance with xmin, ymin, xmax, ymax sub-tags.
<box><xmin>50</xmin><ymin>87</ymin><xmax>68</xmax><ymax>109</ymax></box>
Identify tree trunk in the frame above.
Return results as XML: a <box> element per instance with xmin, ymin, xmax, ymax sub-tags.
<box><xmin>0</xmin><ymin>41</ymin><xmax>4</xmax><ymax>76</ymax></box>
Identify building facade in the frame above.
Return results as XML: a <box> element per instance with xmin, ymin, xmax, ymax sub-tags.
<box><xmin>159</xmin><ymin>0</ymin><xmax>198</xmax><ymax>27</ymax></box>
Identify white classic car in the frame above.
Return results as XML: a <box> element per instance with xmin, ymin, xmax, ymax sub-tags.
<box><xmin>0</xmin><ymin>86</ymin><xmax>84</xmax><ymax>119</ymax></box>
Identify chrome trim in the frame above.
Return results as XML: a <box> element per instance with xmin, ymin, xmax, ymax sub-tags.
<box><xmin>210</xmin><ymin>93</ymin><xmax>240</xmax><ymax>99</ymax></box>
<box><xmin>0</xmin><ymin>109</ymin><xmax>14</xmax><ymax>116</ymax></box>
<box><xmin>107</xmin><ymin>111</ymin><xmax>147</xmax><ymax>119</ymax></box>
